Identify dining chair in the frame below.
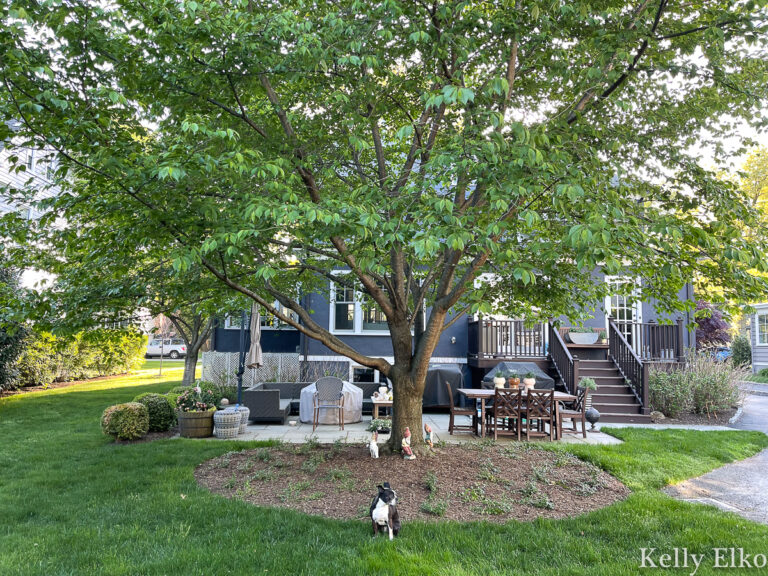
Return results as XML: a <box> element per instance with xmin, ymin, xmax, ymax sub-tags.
<box><xmin>445</xmin><ymin>381</ymin><xmax>475</xmax><ymax>435</ymax></box>
<box><xmin>524</xmin><ymin>390</ymin><xmax>555</xmax><ymax>441</ymax></box>
<box><xmin>488</xmin><ymin>388</ymin><xmax>524</xmax><ymax>441</ymax></box>
<box><xmin>557</xmin><ymin>386</ymin><xmax>590</xmax><ymax>439</ymax></box>
<box><xmin>313</xmin><ymin>377</ymin><xmax>345</xmax><ymax>431</ymax></box>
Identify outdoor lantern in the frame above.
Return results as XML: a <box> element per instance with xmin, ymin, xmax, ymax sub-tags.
<box><xmin>585</xmin><ymin>407</ymin><xmax>601</xmax><ymax>432</ymax></box>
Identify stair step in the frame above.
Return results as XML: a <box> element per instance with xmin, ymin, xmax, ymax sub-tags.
<box><xmin>598</xmin><ymin>413</ymin><xmax>653</xmax><ymax>424</ymax></box>
<box><xmin>591</xmin><ymin>393</ymin><xmax>638</xmax><ymax>405</ymax></box>
<box><xmin>578</xmin><ymin>360</ymin><xmax>615</xmax><ymax>369</ymax></box>
<box><xmin>592</xmin><ymin>384</ymin><xmax>634</xmax><ymax>394</ymax></box>
<box><xmin>589</xmin><ymin>376</ymin><xmax>626</xmax><ymax>385</ymax></box>
<box><xmin>591</xmin><ymin>402</ymin><xmax>642</xmax><ymax>415</ymax></box>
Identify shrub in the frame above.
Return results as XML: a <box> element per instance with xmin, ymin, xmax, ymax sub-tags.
<box><xmin>648</xmin><ymin>366</ymin><xmax>692</xmax><ymax>418</ymax></box>
<box><xmin>686</xmin><ymin>353</ymin><xmax>748</xmax><ymax>416</ymax></box>
<box><xmin>81</xmin><ymin>328</ymin><xmax>146</xmax><ymax>377</ymax></box>
<box><xmin>177</xmin><ymin>386</ymin><xmax>217</xmax><ymax>412</ymax></box>
<box><xmin>731</xmin><ymin>335</ymin><xmax>752</xmax><ymax>367</ymax></box>
<box><xmin>759</xmin><ymin>368</ymin><xmax>768</xmax><ymax>378</ymax></box>
<box><xmin>101</xmin><ymin>402</ymin><xmax>149</xmax><ymax>440</ymax></box>
<box><xmin>133</xmin><ymin>392</ymin><xmax>174</xmax><ymax>432</ymax></box>
<box><xmin>197</xmin><ymin>380</ymin><xmax>237</xmax><ymax>408</ymax></box>
<box><xmin>649</xmin><ymin>353</ymin><xmax>747</xmax><ymax>418</ymax></box>
<box><xmin>0</xmin><ymin>268</ymin><xmax>28</xmax><ymax>391</ymax></box>
<box><xmin>15</xmin><ymin>331</ymin><xmax>58</xmax><ymax>388</ymax></box>
<box><xmin>695</xmin><ymin>300</ymin><xmax>731</xmax><ymax>350</ymax></box>
<box><xmin>168</xmin><ymin>386</ymin><xmax>189</xmax><ymax>394</ymax></box>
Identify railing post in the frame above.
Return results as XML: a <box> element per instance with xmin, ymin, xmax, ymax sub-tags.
<box><xmin>572</xmin><ymin>358</ymin><xmax>580</xmax><ymax>395</ymax></box>
<box><xmin>641</xmin><ymin>362</ymin><xmax>650</xmax><ymax>415</ymax></box>
<box><xmin>675</xmin><ymin>317</ymin><xmax>685</xmax><ymax>363</ymax></box>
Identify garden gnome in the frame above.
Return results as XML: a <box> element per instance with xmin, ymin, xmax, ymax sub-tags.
<box><xmin>424</xmin><ymin>423</ymin><xmax>434</xmax><ymax>448</ymax></box>
<box><xmin>369</xmin><ymin>431</ymin><xmax>379</xmax><ymax>459</ymax></box>
<box><xmin>401</xmin><ymin>427</ymin><xmax>416</xmax><ymax>460</ymax></box>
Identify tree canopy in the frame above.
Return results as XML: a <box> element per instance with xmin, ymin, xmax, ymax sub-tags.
<box><xmin>2</xmin><ymin>0</ymin><xmax>768</xmax><ymax>444</ymax></box>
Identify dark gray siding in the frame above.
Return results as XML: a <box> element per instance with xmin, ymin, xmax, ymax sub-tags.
<box><xmin>212</xmin><ymin>321</ymin><xmax>300</xmax><ymax>353</ymax></box>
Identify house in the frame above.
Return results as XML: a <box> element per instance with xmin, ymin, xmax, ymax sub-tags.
<box><xmin>749</xmin><ymin>303</ymin><xmax>768</xmax><ymax>373</ymax></box>
<box><xmin>205</xmin><ymin>272</ymin><xmax>695</xmax><ymax>423</ymax></box>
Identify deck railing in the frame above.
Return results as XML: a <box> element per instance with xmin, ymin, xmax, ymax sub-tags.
<box><xmin>466</xmin><ymin>319</ymin><xmax>547</xmax><ymax>359</ymax></box>
<box><xmin>614</xmin><ymin>318</ymin><xmax>685</xmax><ymax>362</ymax></box>
<box><xmin>608</xmin><ymin>318</ymin><xmax>650</xmax><ymax>414</ymax></box>
<box><xmin>549</xmin><ymin>324</ymin><xmax>579</xmax><ymax>394</ymax></box>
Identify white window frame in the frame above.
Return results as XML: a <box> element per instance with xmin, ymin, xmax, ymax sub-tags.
<box><xmin>756</xmin><ymin>311</ymin><xmax>768</xmax><ymax>347</ymax></box>
<box><xmin>329</xmin><ymin>274</ymin><xmax>390</xmax><ymax>335</ymax></box>
<box><xmin>604</xmin><ymin>276</ymin><xmax>643</xmax><ymax>325</ymax></box>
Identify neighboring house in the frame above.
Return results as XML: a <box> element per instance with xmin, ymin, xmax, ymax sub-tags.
<box><xmin>749</xmin><ymin>303</ymin><xmax>768</xmax><ymax>373</ymax></box>
<box><xmin>208</xmin><ymin>273</ymin><xmax>695</xmax><ymax>423</ymax></box>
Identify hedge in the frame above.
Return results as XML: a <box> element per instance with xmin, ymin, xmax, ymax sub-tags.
<box><xmin>133</xmin><ymin>392</ymin><xmax>175</xmax><ymax>432</ymax></box>
<box><xmin>101</xmin><ymin>402</ymin><xmax>149</xmax><ymax>440</ymax></box>
<box><xmin>11</xmin><ymin>327</ymin><xmax>147</xmax><ymax>389</ymax></box>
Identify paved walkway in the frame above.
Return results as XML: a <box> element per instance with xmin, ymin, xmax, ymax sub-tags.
<box><xmin>664</xmin><ymin>393</ymin><xmax>768</xmax><ymax>525</ymax></box>
<box><xmin>229</xmin><ymin>412</ymin><xmax>622</xmax><ymax>446</ymax></box>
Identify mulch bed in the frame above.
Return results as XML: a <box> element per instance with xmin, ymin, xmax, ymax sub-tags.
<box><xmin>658</xmin><ymin>407</ymin><xmax>738</xmax><ymax>425</ymax></box>
<box><xmin>195</xmin><ymin>442</ymin><xmax>629</xmax><ymax>524</ymax></box>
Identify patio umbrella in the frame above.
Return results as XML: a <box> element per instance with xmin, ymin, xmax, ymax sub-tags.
<box><xmin>246</xmin><ymin>303</ymin><xmax>263</xmax><ymax>369</ymax></box>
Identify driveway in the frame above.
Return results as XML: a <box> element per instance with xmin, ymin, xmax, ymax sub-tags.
<box><xmin>663</xmin><ymin>394</ymin><xmax>768</xmax><ymax>525</ymax></box>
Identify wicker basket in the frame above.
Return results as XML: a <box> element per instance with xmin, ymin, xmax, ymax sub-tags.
<box><xmin>214</xmin><ymin>409</ymin><xmax>241</xmax><ymax>439</ymax></box>
<box><xmin>234</xmin><ymin>405</ymin><xmax>250</xmax><ymax>434</ymax></box>
<box><xmin>178</xmin><ymin>410</ymin><xmax>214</xmax><ymax>438</ymax></box>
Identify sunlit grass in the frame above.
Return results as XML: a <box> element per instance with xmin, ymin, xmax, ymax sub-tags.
<box><xmin>0</xmin><ymin>370</ymin><xmax>766</xmax><ymax>575</ymax></box>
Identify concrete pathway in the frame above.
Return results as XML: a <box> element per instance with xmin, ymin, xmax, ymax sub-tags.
<box><xmin>226</xmin><ymin>412</ymin><xmax>623</xmax><ymax>446</ymax></box>
<box><xmin>663</xmin><ymin>393</ymin><xmax>768</xmax><ymax>525</ymax></box>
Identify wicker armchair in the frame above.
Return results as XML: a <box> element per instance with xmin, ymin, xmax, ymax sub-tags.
<box><xmin>313</xmin><ymin>377</ymin><xmax>345</xmax><ymax>431</ymax></box>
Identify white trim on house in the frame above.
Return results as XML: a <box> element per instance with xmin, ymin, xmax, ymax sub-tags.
<box><xmin>223</xmin><ymin>303</ymin><xmax>298</xmax><ymax>331</ymax></box>
<box><xmin>328</xmin><ymin>274</ymin><xmax>391</xmax><ymax>335</ymax></box>
<box><xmin>755</xmin><ymin>308</ymin><xmax>768</xmax><ymax>347</ymax></box>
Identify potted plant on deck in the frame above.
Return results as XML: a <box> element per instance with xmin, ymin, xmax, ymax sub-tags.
<box><xmin>507</xmin><ymin>371</ymin><xmax>520</xmax><ymax>389</ymax></box>
<box><xmin>598</xmin><ymin>330</ymin><xmax>608</xmax><ymax>344</ymax></box>
<box><xmin>523</xmin><ymin>371</ymin><xmax>537</xmax><ymax>390</ymax></box>
<box><xmin>568</xmin><ymin>327</ymin><xmax>600</xmax><ymax>345</ymax></box>
<box><xmin>176</xmin><ymin>386</ymin><xmax>217</xmax><ymax>438</ymax></box>
<box><xmin>493</xmin><ymin>371</ymin><xmax>507</xmax><ymax>388</ymax></box>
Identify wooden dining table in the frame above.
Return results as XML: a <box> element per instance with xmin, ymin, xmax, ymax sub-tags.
<box><xmin>457</xmin><ymin>388</ymin><xmax>578</xmax><ymax>438</ymax></box>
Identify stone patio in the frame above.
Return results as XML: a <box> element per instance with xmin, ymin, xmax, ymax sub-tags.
<box><xmin>230</xmin><ymin>412</ymin><xmax>623</xmax><ymax>445</ymax></box>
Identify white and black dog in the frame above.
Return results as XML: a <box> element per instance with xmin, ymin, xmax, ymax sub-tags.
<box><xmin>369</xmin><ymin>483</ymin><xmax>401</xmax><ymax>540</ymax></box>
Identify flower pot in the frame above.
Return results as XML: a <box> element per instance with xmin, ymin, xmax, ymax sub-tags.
<box><xmin>214</xmin><ymin>409</ymin><xmax>240</xmax><ymax>439</ymax></box>
<box><xmin>178</xmin><ymin>410</ymin><xmax>214</xmax><ymax>438</ymax></box>
<box><xmin>523</xmin><ymin>377</ymin><xmax>536</xmax><ymax>390</ymax></box>
<box><xmin>568</xmin><ymin>332</ymin><xmax>599</xmax><ymax>345</ymax></box>
<box><xmin>508</xmin><ymin>377</ymin><xmax>520</xmax><ymax>389</ymax></box>
<box><xmin>493</xmin><ymin>376</ymin><xmax>506</xmax><ymax>388</ymax></box>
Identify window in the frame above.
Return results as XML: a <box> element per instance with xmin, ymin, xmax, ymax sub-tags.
<box><xmin>25</xmin><ymin>150</ymin><xmax>34</xmax><ymax>170</ymax></box>
<box><xmin>224</xmin><ymin>315</ymin><xmax>243</xmax><ymax>330</ymax></box>
<box><xmin>330</xmin><ymin>279</ymin><xmax>390</xmax><ymax>334</ymax></box>
<box><xmin>333</xmin><ymin>285</ymin><xmax>356</xmax><ymax>332</ymax></box>
<box><xmin>757</xmin><ymin>312</ymin><xmax>768</xmax><ymax>346</ymax></box>
<box><xmin>224</xmin><ymin>304</ymin><xmax>298</xmax><ymax>330</ymax></box>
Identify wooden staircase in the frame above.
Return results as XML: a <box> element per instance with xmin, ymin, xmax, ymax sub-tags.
<box><xmin>578</xmin><ymin>359</ymin><xmax>651</xmax><ymax>424</ymax></box>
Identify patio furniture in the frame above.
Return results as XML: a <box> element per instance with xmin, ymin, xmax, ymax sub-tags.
<box><xmin>299</xmin><ymin>381</ymin><xmax>363</xmax><ymax>424</ymax></box>
<box><xmin>242</xmin><ymin>383</ymin><xmax>293</xmax><ymax>424</ymax></box>
<box><xmin>423</xmin><ymin>364</ymin><xmax>466</xmax><ymax>408</ymax></box>
<box><xmin>312</xmin><ymin>377</ymin><xmax>345</xmax><ymax>431</ymax></box>
<box><xmin>487</xmin><ymin>389</ymin><xmax>524</xmax><ymax>441</ymax></box>
<box><xmin>524</xmin><ymin>390</ymin><xmax>555</xmax><ymax>442</ymax></box>
<box><xmin>446</xmin><ymin>381</ymin><xmax>476</xmax><ymax>435</ymax></box>
<box><xmin>371</xmin><ymin>397</ymin><xmax>393</xmax><ymax>420</ymax></box>
<box><xmin>457</xmin><ymin>388</ymin><xmax>576</xmax><ymax>438</ymax></box>
<box><xmin>557</xmin><ymin>386</ymin><xmax>590</xmax><ymax>439</ymax></box>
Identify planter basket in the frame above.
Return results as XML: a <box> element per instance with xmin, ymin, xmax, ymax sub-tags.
<box><xmin>214</xmin><ymin>409</ymin><xmax>241</xmax><ymax>439</ymax></box>
<box><xmin>178</xmin><ymin>410</ymin><xmax>214</xmax><ymax>438</ymax></box>
<box><xmin>568</xmin><ymin>332</ymin><xmax>600</xmax><ymax>345</ymax></box>
<box><xmin>233</xmin><ymin>405</ymin><xmax>250</xmax><ymax>434</ymax></box>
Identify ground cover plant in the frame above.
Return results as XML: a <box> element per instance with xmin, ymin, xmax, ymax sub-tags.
<box><xmin>0</xmin><ymin>366</ymin><xmax>767</xmax><ymax>575</ymax></box>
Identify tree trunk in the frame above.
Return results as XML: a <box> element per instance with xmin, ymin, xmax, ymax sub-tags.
<box><xmin>182</xmin><ymin>350</ymin><xmax>198</xmax><ymax>386</ymax></box>
<box><xmin>388</xmin><ymin>368</ymin><xmax>427</xmax><ymax>451</ymax></box>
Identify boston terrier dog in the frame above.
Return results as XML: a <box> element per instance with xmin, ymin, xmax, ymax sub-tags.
<box><xmin>369</xmin><ymin>482</ymin><xmax>401</xmax><ymax>540</ymax></box>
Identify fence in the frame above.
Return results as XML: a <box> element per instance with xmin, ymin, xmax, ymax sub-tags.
<box><xmin>201</xmin><ymin>351</ymin><xmax>301</xmax><ymax>386</ymax></box>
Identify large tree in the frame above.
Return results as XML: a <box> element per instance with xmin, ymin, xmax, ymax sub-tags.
<box><xmin>2</xmin><ymin>0</ymin><xmax>768</xmax><ymax>447</ymax></box>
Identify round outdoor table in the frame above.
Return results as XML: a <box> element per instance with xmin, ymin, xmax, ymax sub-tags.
<box><xmin>299</xmin><ymin>381</ymin><xmax>363</xmax><ymax>424</ymax></box>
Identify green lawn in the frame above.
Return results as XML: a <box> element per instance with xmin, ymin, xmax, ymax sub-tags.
<box><xmin>1</xmin><ymin>370</ymin><xmax>767</xmax><ymax>575</ymax></box>
<box><xmin>747</xmin><ymin>373</ymin><xmax>768</xmax><ymax>384</ymax></box>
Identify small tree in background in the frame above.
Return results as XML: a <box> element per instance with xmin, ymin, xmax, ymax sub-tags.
<box><xmin>731</xmin><ymin>335</ymin><xmax>752</xmax><ymax>368</ymax></box>
<box><xmin>0</xmin><ymin>267</ymin><xmax>28</xmax><ymax>391</ymax></box>
<box><xmin>695</xmin><ymin>300</ymin><xmax>731</xmax><ymax>350</ymax></box>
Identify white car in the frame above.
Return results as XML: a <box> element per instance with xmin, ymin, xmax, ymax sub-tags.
<box><xmin>146</xmin><ymin>338</ymin><xmax>187</xmax><ymax>359</ymax></box>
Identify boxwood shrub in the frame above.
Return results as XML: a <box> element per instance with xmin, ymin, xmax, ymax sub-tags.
<box><xmin>101</xmin><ymin>402</ymin><xmax>149</xmax><ymax>440</ymax></box>
<box><xmin>133</xmin><ymin>392</ymin><xmax>175</xmax><ymax>432</ymax></box>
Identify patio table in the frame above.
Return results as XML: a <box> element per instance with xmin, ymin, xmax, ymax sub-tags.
<box><xmin>371</xmin><ymin>397</ymin><xmax>393</xmax><ymax>419</ymax></box>
<box><xmin>457</xmin><ymin>388</ymin><xmax>577</xmax><ymax>438</ymax></box>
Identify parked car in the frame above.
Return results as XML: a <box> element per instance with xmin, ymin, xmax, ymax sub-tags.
<box><xmin>713</xmin><ymin>346</ymin><xmax>732</xmax><ymax>363</ymax></box>
<box><xmin>146</xmin><ymin>338</ymin><xmax>187</xmax><ymax>359</ymax></box>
